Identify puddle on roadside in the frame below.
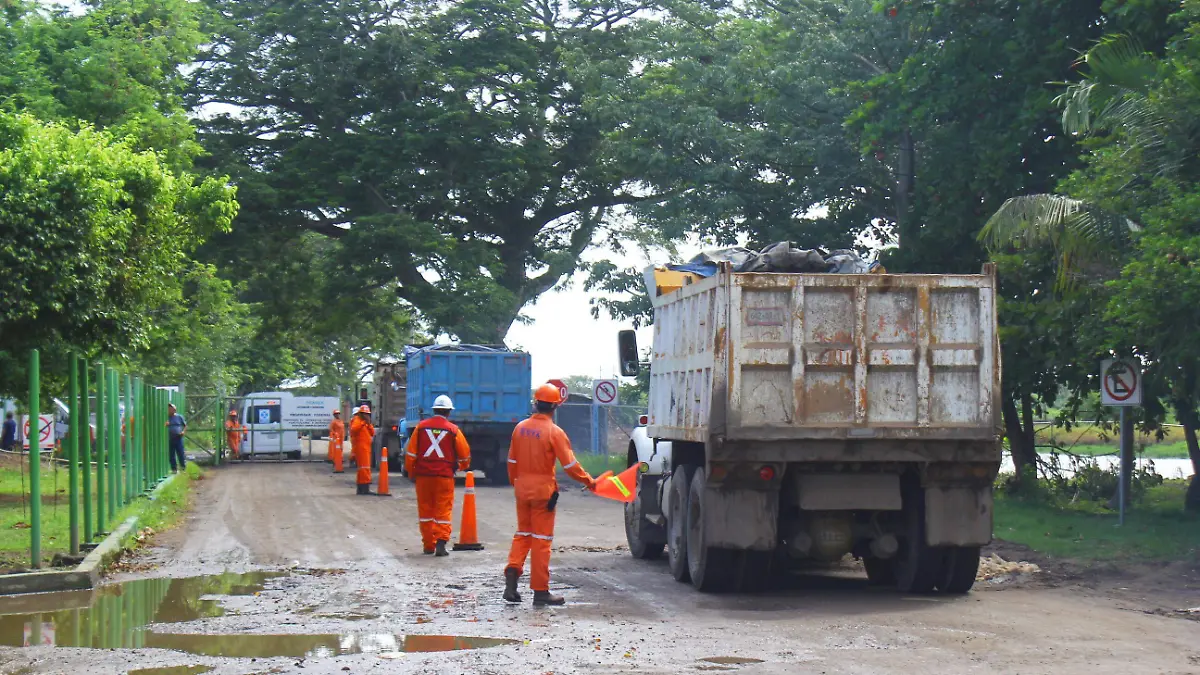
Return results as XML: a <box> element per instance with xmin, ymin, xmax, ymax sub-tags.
<box><xmin>130</xmin><ymin>662</ymin><xmax>217</xmax><ymax>667</ymax></box>
<box><xmin>700</xmin><ymin>656</ymin><xmax>766</xmax><ymax>665</ymax></box>
<box><xmin>0</xmin><ymin>571</ymin><xmax>285</xmax><ymax>649</ymax></box>
<box><xmin>0</xmin><ymin>569</ymin><xmax>517</xmax><ymax>659</ymax></box>
<box><xmin>140</xmin><ymin>633</ymin><xmax>518</xmax><ymax>658</ymax></box>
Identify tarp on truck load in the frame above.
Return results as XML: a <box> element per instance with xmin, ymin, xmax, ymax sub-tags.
<box><xmin>649</xmin><ymin>242</ymin><xmax>884</xmax><ymax>296</ymax></box>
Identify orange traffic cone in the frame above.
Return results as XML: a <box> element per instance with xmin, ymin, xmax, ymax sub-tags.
<box><xmin>377</xmin><ymin>451</ymin><xmax>391</xmax><ymax>496</ymax></box>
<box><xmin>453</xmin><ymin>471</ymin><xmax>484</xmax><ymax>551</ymax></box>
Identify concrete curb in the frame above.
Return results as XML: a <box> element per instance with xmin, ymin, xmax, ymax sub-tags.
<box><xmin>0</xmin><ymin>472</ymin><xmax>185</xmax><ymax>596</ymax></box>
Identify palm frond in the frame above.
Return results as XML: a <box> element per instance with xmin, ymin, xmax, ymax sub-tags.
<box><xmin>1057</xmin><ymin>34</ymin><xmax>1161</xmax><ymax>137</ymax></box>
<box><xmin>980</xmin><ymin>194</ymin><xmax>1140</xmax><ymax>290</ymax></box>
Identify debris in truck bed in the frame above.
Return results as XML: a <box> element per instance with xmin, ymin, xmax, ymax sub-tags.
<box><xmin>662</xmin><ymin>241</ymin><xmax>882</xmax><ymax>278</ymax></box>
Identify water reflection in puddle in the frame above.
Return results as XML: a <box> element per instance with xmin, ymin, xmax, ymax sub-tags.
<box><xmin>0</xmin><ymin>571</ymin><xmax>285</xmax><ymax>649</ymax></box>
<box><xmin>0</xmin><ymin>570</ymin><xmax>518</xmax><ymax>659</ymax></box>
<box><xmin>127</xmin><ymin>667</ymin><xmax>214</xmax><ymax>675</ymax></box>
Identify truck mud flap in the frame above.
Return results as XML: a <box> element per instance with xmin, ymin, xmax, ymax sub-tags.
<box><xmin>703</xmin><ymin>487</ymin><xmax>777</xmax><ymax>551</ymax></box>
<box><xmin>924</xmin><ymin>486</ymin><xmax>992</xmax><ymax>546</ymax></box>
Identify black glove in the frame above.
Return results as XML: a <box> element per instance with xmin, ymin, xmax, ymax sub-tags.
<box><xmin>546</xmin><ymin>490</ymin><xmax>560</xmax><ymax>512</ymax></box>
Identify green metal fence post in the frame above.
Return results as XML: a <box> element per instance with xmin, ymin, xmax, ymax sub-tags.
<box><xmin>29</xmin><ymin>350</ymin><xmax>41</xmax><ymax>569</ymax></box>
<box><xmin>81</xmin><ymin>358</ymin><xmax>92</xmax><ymax>543</ymax></box>
<box><xmin>115</xmin><ymin>369</ymin><xmax>125</xmax><ymax>507</ymax></box>
<box><xmin>124</xmin><ymin>374</ymin><xmax>133</xmax><ymax>501</ymax></box>
<box><xmin>68</xmin><ymin>353</ymin><xmax>80</xmax><ymax>555</ymax></box>
<box><xmin>133</xmin><ymin>377</ymin><xmax>142</xmax><ymax>494</ymax></box>
<box><xmin>95</xmin><ymin>362</ymin><xmax>107</xmax><ymax>532</ymax></box>
<box><xmin>107</xmin><ymin>367</ymin><xmax>117</xmax><ymax>516</ymax></box>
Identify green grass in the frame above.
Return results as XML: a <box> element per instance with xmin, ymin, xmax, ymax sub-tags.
<box><xmin>994</xmin><ymin>480</ymin><xmax>1200</xmax><ymax>562</ymax></box>
<box><xmin>576</xmin><ymin>453</ymin><xmax>626</xmax><ymax>478</ymax></box>
<box><xmin>1061</xmin><ymin>442</ymin><xmax>1193</xmax><ymax>460</ymax></box>
<box><xmin>0</xmin><ymin>456</ymin><xmax>201</xmax><ymax>571</ymax></box>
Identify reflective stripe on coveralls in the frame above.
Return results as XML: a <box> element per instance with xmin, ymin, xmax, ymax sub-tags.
<box><xmin>406</xmin><ymin>415</ymin><xmax>471</xmax><ymax>549</ymax></box>
<box><xmin>504</xmin><ymin>413</ymin><xmax>593</xmax><ymax>591</ymax></box>
<box><xmin>349</xmin><ymin>414</ymin><xmax>374</xmax><ymax>485</ymax></box>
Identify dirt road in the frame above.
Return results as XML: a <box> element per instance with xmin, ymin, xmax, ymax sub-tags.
<box><xmin>2</xmin><ymin>462</ymin><xmax>1198</xmax><ymax>675</ymax></box>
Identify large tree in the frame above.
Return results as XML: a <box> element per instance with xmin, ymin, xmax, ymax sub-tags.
<box><xmin>190</xmin><ymin>0</ymin><xmax>673</xmax><ymax>343</ymax></box>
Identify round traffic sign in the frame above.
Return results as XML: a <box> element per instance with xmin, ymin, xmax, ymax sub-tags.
<box><xmin>547</xmin><ymin>379</ymin><xmax>569</xmax><ymax>403</ymax></box>
<box><xmin>594</xmin><ymin>381</ymin><xmax>617</xmax><ymax>404</ymax></box>
<box><xmin>22</xmin><ymin>416</ymin><xmax>53</xmax><ymax>447</ymax></box>
<box><xmin>1104</xmin><ymin>361</ymin><xmax>1138</xmax><ymax>402</ymax></box>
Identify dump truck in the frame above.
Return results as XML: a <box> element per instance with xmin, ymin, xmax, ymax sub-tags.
<box><xmin>370</xmin><ymin>360</ymin><xmax>408</xmax><ymax>467</ymax></box>
<box><xmin>404</xmin><ymin>344</ymin><xmax>532</xmax><ymax>484</ymax></box>
<box><xmin>618</xmin><ymin>262</ymin><xmax>1002</xmax><ymax>594</ymax></box>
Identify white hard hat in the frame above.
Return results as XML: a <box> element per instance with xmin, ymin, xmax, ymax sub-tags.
<box><xmin>432</xmin><ymin>395</ymin><xmax>454</xmax><ymax>410</ymax></box>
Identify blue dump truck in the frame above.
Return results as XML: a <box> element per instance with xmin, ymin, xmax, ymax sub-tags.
<box><xmin>401</xmin><ymin>344</ymin><xmax>532</xmax><ymax>485</ymax></box>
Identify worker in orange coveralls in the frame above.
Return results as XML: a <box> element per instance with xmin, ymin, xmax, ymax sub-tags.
<box><xmin>503</xmin><ymin>383</ymin><xmax>596</xmax><ymax>606</ymax></box>
<box><xmin>328</xmin><ymin>409</ymin><xmax>345</xmax><ymax>473</ymax></box>
<box><xmin>225</xmin><ymin>410</ymin><xmax>244</xmax><ymax>460</ymax></box>
<box><xmin>404</xmin><ymin>395</ymin><xmax>470</xmax><ymax>557</ymax></box>
<box><xmin>350</xmin><ymin>405</ymin><xmax>375</xmax><ymax>495</ymax></box>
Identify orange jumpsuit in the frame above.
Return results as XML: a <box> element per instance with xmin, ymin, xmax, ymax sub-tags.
<box><xmin>349</xmin><ymin>414</ymin><xmax>375</xmax><ymax>486</ymax></box>
<box><xmin>328</xmin><ymin>417</ymin><xmax>345</xmax><ymax>472</ymax></box>
<box><xmin>225</xmin><ymin>419</ymin><xmax>243</xmax><ymax>459</ymax></box>
<box><xmin>505</xmin><ymin>413</ymin><xmax>593</xmax><ymax>592</ymax></box>
<box><xmin>405</xmin><ymin>416</ymin><xmax>471</xmax><ymax>550</ymax></box>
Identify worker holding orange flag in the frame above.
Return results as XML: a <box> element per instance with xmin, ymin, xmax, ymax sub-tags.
<box><xmin>405</xmin><ymin>395</ymin><xmax>471</xmax><ymax>557</ymax></box>
<box><xmin>350</xmin><ymin>405</ymin><xmax>375</xmax><ymax>495</ymax></box>
<box><xmin>503</xmin><ymin>383</ymin><xmax>597</xmax><ymax>606</ymax></box>
<box><xmin>328</xmin><ymin>409</ymin><xmax>345</xmax><ymax>473</ymax></box>
<box><xmin>225</xmin><ymin>410</ymin><xmax>244</xmax><ymax>460</ymax></box>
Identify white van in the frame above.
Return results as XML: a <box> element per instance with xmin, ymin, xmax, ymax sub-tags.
<box><xmin>240</xmin><ymin>391</ymin><xmax>303</xmax><ymax>459</ymax></box>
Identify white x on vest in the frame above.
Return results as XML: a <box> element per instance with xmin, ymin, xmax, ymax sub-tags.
<box><xmin>423</xmin><ymin>428</ymin><xmax>448</xmax><ymax>458</ymax></box>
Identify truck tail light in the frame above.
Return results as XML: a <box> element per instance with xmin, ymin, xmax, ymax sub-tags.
<box><xmin>639</xmin><ymin>415</ymin><xmax>648</xmax><ymax>425</ymax></box>
<box><xmin>759</xmin><ymin>466</ymin><xmax>776</xmax><ymax>481</ymax></box>
<box><xmin>392</xmin><ymin>425</ymin><xmax>398</xmax><ymax>432</ymax></box>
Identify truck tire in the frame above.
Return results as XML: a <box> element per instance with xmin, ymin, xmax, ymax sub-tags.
<box><xmin>686</xmin><ymin>467</ymin><xmax>735</xmax><ymax>592</ymax></box>
<box><xmin>895</xmin><ymin>484</ymin><xmax>944</xmax><ymax>594</ymax></box>
<box><xmin>937</xmin><ymin>546</ymin><xmax>980</xmax><ymax>594</ymax></box>
<box><xmin>488</xmin><ymin>459</ymin><xmax>511</xmax><ymax>486</ymax></box>
<box><xmin>734</xmin><ymin>550</ymin><xmax>772</xmax><ymax>592</ymax></box>
<box><xmin>863</xmin><ymin>557</ymin><xmax>896</xmax><ymax>586</ymax></box>
<box><xmin>667</xmin><ymin>464</ymin><xmax>696</xmax><ymax>582</ymax></box>
<box><xmin>625</xmin><ymin>474</ymin><xmax>665</xmax><ymax>560</ymax></box>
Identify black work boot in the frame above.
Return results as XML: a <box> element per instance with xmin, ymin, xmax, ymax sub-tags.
<box><xmin>423</xmin><ymin>547</ymin><xmax>435</xmax><ymax>555</ymax></box>
<box><xmin>532</xmin><ymin>590</ymin><xmax>565</xmax><ymax>607</ymax></box>
<box><xmin>503</xmin><ymin>568</ymin><xmax>522</xmax><ymax>603</ymax></box>
<box><xmin>357</xmin><ymin>483</ymin><xmax>371</xmax><ymax>495</ymax></box>
<box><xmin>435</xmin><ymin>540</ymin><xmax>449</xmax><ymax>557</ymax></box>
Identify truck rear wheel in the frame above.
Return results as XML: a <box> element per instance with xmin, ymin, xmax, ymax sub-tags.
<box><xmin>667</xmin><ymin>464</ymin><xmax>695</xmax><ymax>582</ymax></box>
<box><xmin>863</xmin><ymin>557</ymin><xmax>897</xmax><ymax>586</ymax></box>
<box><xmin>625</xmin><ymin>475</ymin><xmax>665</xmax><ymax>560</ymax></box>
<box><xmin>937</xmin><ymin>546</ymin><xmax>980</xmax><ymax>594</ymax></box>
<box><xmin>733</xmin><ymin>550</ymin><xmax>772</xmax><ymax>592</ymax></box>
<box><xmin>686</xmin><ymin>467</ymin><xmax>735</xmax><ymax>592</ymax></box>
<box><xmin>895</xmin><ymin>485</ymin><xmax>943</xmax><ymax>594</ymax></box>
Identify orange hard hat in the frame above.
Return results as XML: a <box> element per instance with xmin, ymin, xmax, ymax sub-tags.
<box><xmin>534</xmin><ymin>383</ymin><xmax>563</xmax><ymax>404</ymax></box>
<box><xmin>357</xmin><ymin>405</ymin><xmax>371</xmax><ymax>414</ymax></box>
<box><xmin>332</xmin><ymin>409</ymin><xmax>341</xmax><ymax>415</ymax></box>
<box><xmin>228</xmin><ymin>410</ymin><xmax>237</xmax><ymax>416</ymax></box>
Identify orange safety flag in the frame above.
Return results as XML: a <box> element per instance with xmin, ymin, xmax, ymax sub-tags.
<box><xmin>591</xmin><ymin>463</ymin><xmax>644</xmax><ymax>503</ymax></box>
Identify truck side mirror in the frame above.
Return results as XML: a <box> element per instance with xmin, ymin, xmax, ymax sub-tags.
<box><xmin>618</xmin><ymin>330</ymin><xmax>640</xmax><ymax>377</ymax></box>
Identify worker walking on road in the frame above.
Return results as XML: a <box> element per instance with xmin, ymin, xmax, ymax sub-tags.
<box><xmin>503</xmin><ymin>383</ymin><xmax>596</xmax><ymax>606</ymax></box>
<box><xmin>225</xmin><ymin>410</ymin><xmax>244</xmax><ymax>461</ymax></box>
<box><xmin>350</xmin><ymin>405</ymin><xmax>375</xmax><ymax>495</ymax></box>
<box><xmin>404</xmin><ymin>395</ymin><xmax>471</xmax><ymax>557</ymax></box>
<box><xmin>329</xmin><ymin>409</ymin><xmax>345</xmax><ymax>473</ymax></box>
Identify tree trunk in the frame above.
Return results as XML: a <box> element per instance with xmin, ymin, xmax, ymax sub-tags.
<box><xmin>1176</xmin><ymin>406</ymin><xmax>1200</xmax><ymax>512</ymax></box>
<box><xmin>1002</xmin><ymin>392</ymin><xmax>1037</xmax><ymax>488</ymax></box>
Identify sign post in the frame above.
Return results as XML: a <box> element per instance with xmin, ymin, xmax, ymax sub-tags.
<box><xmin>1101</xmin><ymin>359</ymin><xmax>1142</xmax><ymax>525</ymax></box>
<box><xmin>591</xmin><ymin>380</ymin><xmax>619</xmax><ymax>455</ymax></box>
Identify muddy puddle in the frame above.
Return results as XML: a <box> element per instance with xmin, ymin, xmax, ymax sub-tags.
<box><xmin>0</xmin><ymin>570</ymin><xmax>517</xmax><ymax>659</ymax></box>
<box><xmin>0</xmin><ymin>571</ymin><xmax>285</xmax><ymax>649</ymax></box>
<box><xmin>128</xmin><ymin>667</ymin><xmax>214</xmax><ymax>675</ymax></box>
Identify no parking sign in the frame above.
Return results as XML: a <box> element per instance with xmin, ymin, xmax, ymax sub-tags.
<box><xmin>21</xmin><ymin>415</ymin><xmax>55</xmax><ymax>449</ymax></box>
